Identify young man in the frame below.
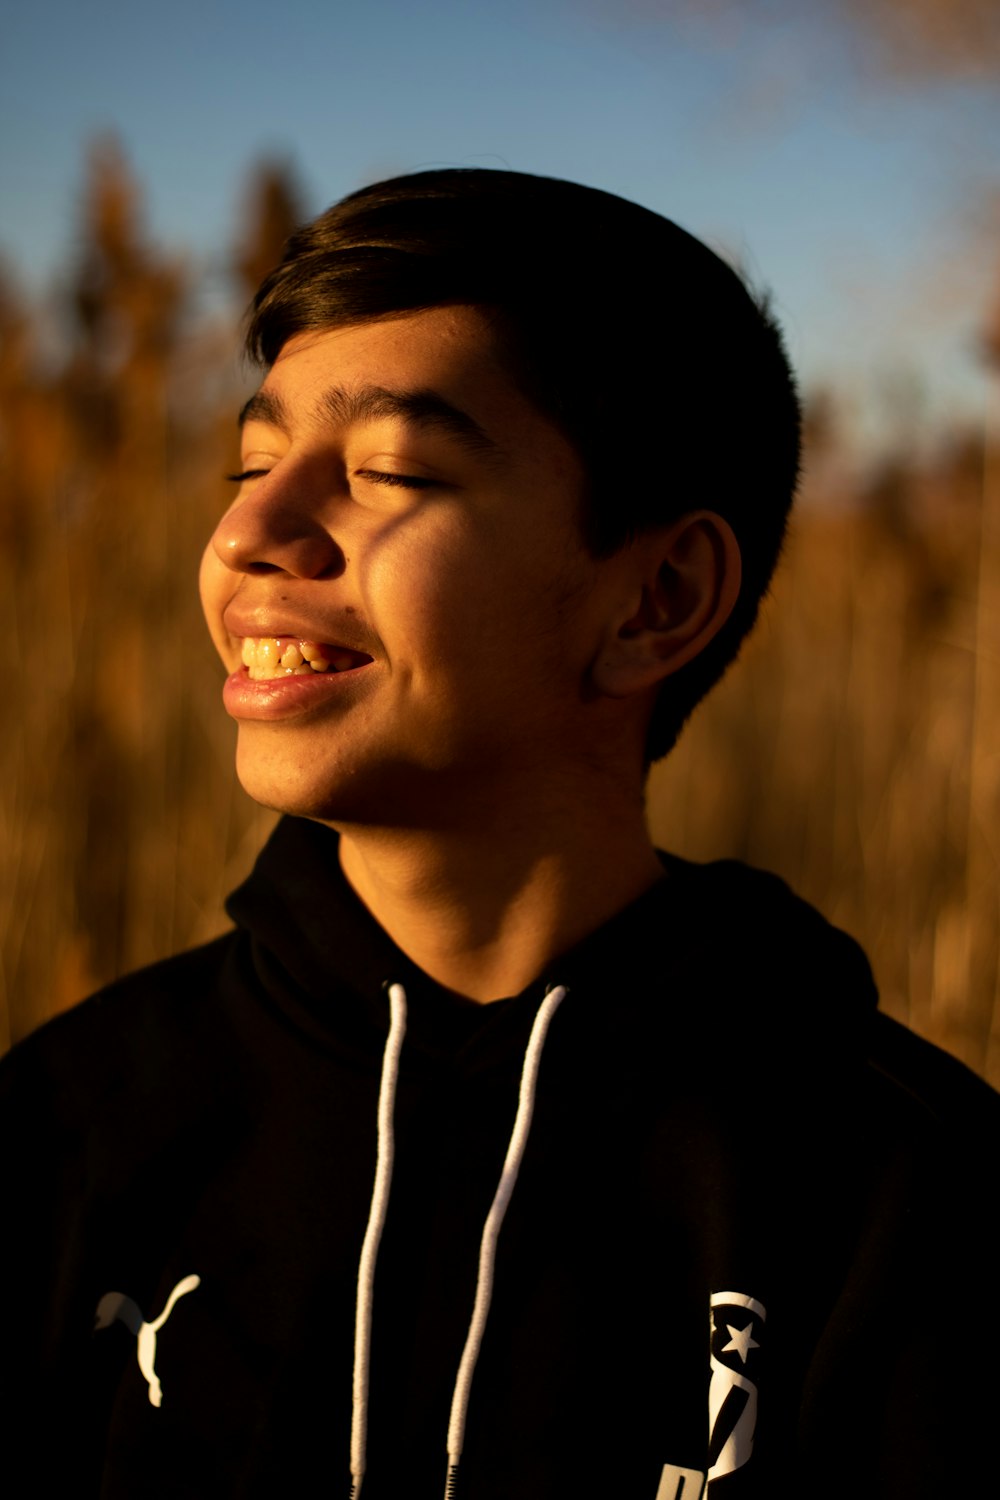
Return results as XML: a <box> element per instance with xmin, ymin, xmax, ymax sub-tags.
<box><xmin>3</xmin><ymin>169</ymin><xmax>997</xmax><ymax>1498</ymax></box>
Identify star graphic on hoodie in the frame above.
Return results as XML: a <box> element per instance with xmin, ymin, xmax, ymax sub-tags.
<box><xmin>721</xmin><ymin>1322</ymin><xmax>759</xmax><ymax>1364</ymax></box>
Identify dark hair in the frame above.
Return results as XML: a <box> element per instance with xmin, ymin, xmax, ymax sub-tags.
<box><xmin>246</xmin><ymin>168</ymin><xmax>800</xmax><ymax>760</ymax></box>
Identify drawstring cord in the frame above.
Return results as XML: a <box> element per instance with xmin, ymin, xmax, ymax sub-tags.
<box><xmin>444</xmin><ymin>983</ymin><xmax>568</xmax><ymax>1498</ymax></box>
<box><xmin>348</xmin><ymin>979</ymin><xmax>568</xmax><ymax>1500</ymax></box>
<box><xmin>350</xmin><ymin>982</ymin><xmax>408</xmax><ymax>1500</ymax></box>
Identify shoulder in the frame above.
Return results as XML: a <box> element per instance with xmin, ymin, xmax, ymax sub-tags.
<box><xmin>863</xmin><ymin>1009</ymin><xmax>1000</xmax><ymax>1159</ymax></box>
<box><xmin>0</xmin><ymin>929</ymin><xmax>267</xmax><ymax>1318</ymax></box>
<box><xmin>651</xmin><ymin>851</ymin><xmax>998</xmax><ymax>1136</ymax></box>
<box><xmin>0</xmin><ymin>930</ymin><xmax>245</xmax><ymax>1139</ymax></box>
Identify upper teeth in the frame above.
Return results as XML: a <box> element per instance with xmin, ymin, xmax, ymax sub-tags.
<box><xmin>241</xmin><ymin>637</ymin><xmax>358</xmax><ymax>679</ymax></box>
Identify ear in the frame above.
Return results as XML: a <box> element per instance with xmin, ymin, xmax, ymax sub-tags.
<box><xmin>590</xmin><ymin>511</ymin><xmax>742</xmax><ymax>699</ymax></box>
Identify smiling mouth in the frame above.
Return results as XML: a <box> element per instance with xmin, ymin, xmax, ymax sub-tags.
<box><xmin>240</xmin><ymin>637</ymin><xmax>373</xmax><ymax>680</ymax></box>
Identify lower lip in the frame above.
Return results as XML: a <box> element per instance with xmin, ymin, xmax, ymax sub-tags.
<box><xmin>221</xmin><ymin>665</ymin><xmax>373</xmax><ymax>721</ymax></box>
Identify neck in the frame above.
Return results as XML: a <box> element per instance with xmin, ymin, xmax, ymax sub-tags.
<box><xmin>335</xmin><ymin>766</ymin><xmax>665</xmax><ymax>1003</ymax></box>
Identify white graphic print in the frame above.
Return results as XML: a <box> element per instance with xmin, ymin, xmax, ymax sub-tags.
<box><xmin>720</xmin><ymin>1322</ymin><xmax>759</xmax><ymax>1364</ymax></box>
<box><xmin>707</xmin><ymin>1291</ymin><xmax>766</xmax><ymax>1487</ymax></box>
<box><xmin>656</xmin><ymin>1462</ymin><xmax>706</xmax><ymax>1498</ymax></box>
<box><xmin>94</xmin><ymin>1274</ymin><xmax>201</xmax><ymax>1407</ymax></box>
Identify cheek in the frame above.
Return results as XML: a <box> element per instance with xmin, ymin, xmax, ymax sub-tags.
<box><xmin>357</xmin><ymin>506</ymin><xmax>596</xmax><ymax>696</ymax></box>
<box><xmin>360</xmin><ymin>513</ymin><xmax>479</xmax><ymax>651</ymax></box>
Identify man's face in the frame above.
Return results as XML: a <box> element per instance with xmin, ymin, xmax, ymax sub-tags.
<box><xmin>200</xmin><ymin>305</ymin><xmax>620</xmax><ymax>826</ymax></box>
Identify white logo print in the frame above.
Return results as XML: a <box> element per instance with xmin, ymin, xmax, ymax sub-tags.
<box><xmin>707</xmin><ymin>1291</ymin><xmax>766</xmax><ymax>1486</ymax></box>
<box><xmin>656</xmin><ymin>1463</ymin><xmax>706</xmax><ymax>1499</ymax></box>
<box><xmin>94</xmin><ymin>1274</ymin><xmax>201</xmax><ymax>1407</ymax></box>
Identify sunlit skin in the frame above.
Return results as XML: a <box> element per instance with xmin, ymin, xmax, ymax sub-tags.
<box><xmin>200</xmin><ymin>307</ymin><xmax>741</xmax><ymax>999</ymax></box>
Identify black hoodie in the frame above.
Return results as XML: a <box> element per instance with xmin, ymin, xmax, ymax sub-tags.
<box><xmin>1</xmin><ymin>815</ymin><xmax>997</xmax><ymax>1498</ymax></box>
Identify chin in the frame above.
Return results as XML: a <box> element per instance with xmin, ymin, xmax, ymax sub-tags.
<box><xmin>234</xmin><ymin>766</ymin><xmax>355</xmax><ymax>825</ymax></box>
<box><xmin>233</xmin><ymin>737</ymin><xmax>342</xmax><ymax>822</ymax></box>
<box><xmin>233</xmin><ymin>738</ymin><xmax>422</xmax><ymax>829</ymax></box>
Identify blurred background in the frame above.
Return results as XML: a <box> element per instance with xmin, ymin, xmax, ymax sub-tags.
<box><xmin>2</xmin><ymin>0</ymin><xmax>998</xmax><ymax>1083</ymax></box>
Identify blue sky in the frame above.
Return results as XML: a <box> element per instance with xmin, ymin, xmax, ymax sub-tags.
<box><xmin>3</xmin><ymin>0</ymin><xmax>998</xmax><ymax>451</ymax></box>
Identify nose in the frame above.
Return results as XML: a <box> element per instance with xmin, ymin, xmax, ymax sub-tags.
<box><xmin>210</xmin><ymin>471</ymin><xmax>346</xmax><ymax>579</ymax></box>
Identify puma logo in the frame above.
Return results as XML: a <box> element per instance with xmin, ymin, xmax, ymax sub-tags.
<box><xmin>94</xmin><ymin>1274</ymin><xmax>201</xmax><ymax>1407</ymax></box>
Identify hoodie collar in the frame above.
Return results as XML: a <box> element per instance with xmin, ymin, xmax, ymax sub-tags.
<box><xmin>226</xmin><ymin>814</ymin><xmax>879</xmax><ymax>1067</ymax></box>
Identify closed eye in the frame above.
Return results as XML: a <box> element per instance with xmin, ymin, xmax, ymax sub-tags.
<box><xmin>354</xmin><ymin>469</ymin><xmax>439</xmax><ymax>490</ymax></box>
<box><xmin>224</xmin><ymin>467</ymin><xmax>440</xmax><ymax>490</ymax></box>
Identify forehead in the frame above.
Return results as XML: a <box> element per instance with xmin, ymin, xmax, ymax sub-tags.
<box><xmin>241</xmin><ymin>306</ymin><xmax>576</xmax><ymax>473</ymax></box>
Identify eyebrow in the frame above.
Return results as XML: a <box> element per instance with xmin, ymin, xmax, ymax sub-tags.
<box><xmin>238</xmin><ymin>388</ymin><xmax>288</xmax><ymax>431</ymax></box>
<box><xmin>238</xmin><ymin>382</ymin><xmax>502</xmax><ymax>460</ymax></box>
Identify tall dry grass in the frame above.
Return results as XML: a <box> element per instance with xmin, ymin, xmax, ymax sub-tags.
<box><xmin>1</xmin><ymin>145</ymin><xmax>997</xmax><ymax>1087</ymax></box>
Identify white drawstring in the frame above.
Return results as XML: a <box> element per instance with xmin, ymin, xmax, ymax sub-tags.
<box><xmin>444</xmin><ymin>983</ymin><xmax>568</xmax><ymax>1497</ymax></box>
<box><xmin>347</xmin><ymin>980</ymin><xmax>568</xmax><ymax>1500</ymax></box>
<box><xmin>350</xmin><ymin>982</ymin><xmax>408</xmax><ymax>1500</ymax></box>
